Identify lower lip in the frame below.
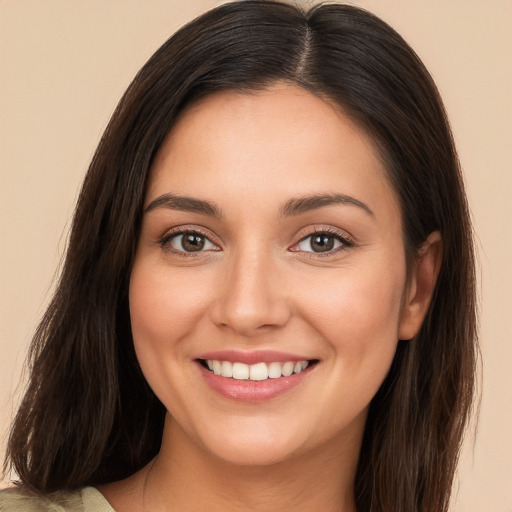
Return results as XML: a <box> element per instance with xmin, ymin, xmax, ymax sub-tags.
<box><xmin>197</xmin><ymin>362</ymin><xmax>312</xmax><ymax>402</ymax></box>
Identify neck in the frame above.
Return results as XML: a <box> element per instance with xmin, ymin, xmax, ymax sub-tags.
<box><xmin>144</xmin><ymin>414</ymin><xmax>362</xmax><ymax>512</ymax></box>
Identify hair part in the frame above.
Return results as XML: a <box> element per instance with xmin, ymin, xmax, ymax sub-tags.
<box><xmin>4</xmin><ymin>2</ymin><xmax>478</xmax><ymax>511</ymax></box>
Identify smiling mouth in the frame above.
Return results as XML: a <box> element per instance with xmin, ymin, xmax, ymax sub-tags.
<box><xmin>198</xmin><ymin>359</ymin><xmax>317</xmax><ymax>381</ymax></box>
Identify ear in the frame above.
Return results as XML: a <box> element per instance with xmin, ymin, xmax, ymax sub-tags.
<box><xmin>398</xmin><ymin>231</ymin><xmax>443</xmax><ymax>340</ymax></box>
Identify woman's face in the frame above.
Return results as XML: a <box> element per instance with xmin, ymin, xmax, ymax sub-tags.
<box><xmin>130</xmin><ymin>85</ymin><xmax>419</xmax><ymax>466</ymax></box>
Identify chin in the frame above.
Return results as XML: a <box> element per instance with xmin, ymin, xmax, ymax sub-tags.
<box><xmin>185</xmin><ymin>415</ymin><xmax>311</xmax><ymax>467</ymax></box>
<box><xmin>206</xmin><ymin>436</ymin><xmax>302</xmax><ymax>467</ymax></box>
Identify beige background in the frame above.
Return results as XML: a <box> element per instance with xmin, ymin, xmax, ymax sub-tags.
<box><xmin>1</xmin><ymin>1</ymin><xmax>511</xmax><ymax>510</ymax></box>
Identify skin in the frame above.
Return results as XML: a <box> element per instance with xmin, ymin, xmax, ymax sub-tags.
<box><xmin>99</xmin><ymin>84</ymin><xmax>441</xmax><ymax>511</ymax></box>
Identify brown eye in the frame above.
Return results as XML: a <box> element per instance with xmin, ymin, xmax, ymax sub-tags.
<box><xmin>296</xmin><ymin>233</ymin><xmax>345</xmax><ymax>253</ymax></box>
<box><xmin>167</xmin><ymin>232</ymin><xmax>217</xmax><ymax>253</ymax></box>
<box><xmin>182</xmin><ymin>234</ymin><xmax>205</xmax><ymax>252</ymax></box>
<box><xmin>310</xmin><ymin>234</ymin><xmax>335</xmax><ymax>252</ymax></box>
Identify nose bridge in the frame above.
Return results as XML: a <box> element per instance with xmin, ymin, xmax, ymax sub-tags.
<box><xmin>212</xmin><ymin>243</ymin><xmax>290</xmax><ymax>336</ymax></box>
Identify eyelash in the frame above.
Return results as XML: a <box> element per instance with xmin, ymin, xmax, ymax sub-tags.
<box><xmin>158</xmin><ymin>227</ymin><xmax>219</xmax><ymax>257</ymax></box>
<box><xmin>157</xmin><ymin>226</ymin><xmax>354</xmax><ymax>257</ymax></box>
<box><xmin>292</xmin><ymin>227</ymin><xmax>354</xmax><ymax>257</ymax></box>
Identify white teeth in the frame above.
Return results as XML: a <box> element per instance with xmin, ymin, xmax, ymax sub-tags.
<box><xmin>232</xmin><ymin>362</ymin><xmax>250</xmax><ymax>380</ymax></box>
<box><xmin>221</xmin><ymin>361</ymin><xmax>233</xmax><ymax>378</ymax></box>
<box><xmin>249</xmin><ymin>362</ymin><xmax>269</xmax><ymax>381</ymax></box>
<box><xmin>212</xmin><ymin>360</ymin><xmax>222</xmax><ymax>375</ymax></box>
<box><xmin>205</xmin><ymin>359</ymin><xmax>310</xmax><ymax>380</ymax></box>
<box><xmin>268</xmin><ymin>362</ymin><xmax>282</xmax><ymax>379</ymax></box>
<box><xmin>281</xmin><ymin>362</ymin><xmax>294</xmax><ymax>377</ymax></box>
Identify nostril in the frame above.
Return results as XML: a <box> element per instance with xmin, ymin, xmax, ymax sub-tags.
<box><xmin>210</xmin><ymin>299</ymin><xmax>292</xmax><ymax>336</ymax></box>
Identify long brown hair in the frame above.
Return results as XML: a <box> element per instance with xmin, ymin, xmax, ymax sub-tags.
<box><xmin>4</xmin><ymin>2</ymin><xmax>478</xmax><ymax>511</ymax></box>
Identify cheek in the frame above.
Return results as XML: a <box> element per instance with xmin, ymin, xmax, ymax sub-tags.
<box><xmin>293</xmin><ymin>265</ymin><xmax>405</xmax><ymax>428</ymax></box>
<box><xmin>128</xmin><ymin>260</ymin><xmax>216</xmax><ymax>416</ymax></box>
<box><xmin>294</xmin><ymin>259</ymin><xmax>406</xmax><ymax>382</ymax></box>
<box><xmin>300</xmin><ymin>264</ymin><xmax>404</xmax><ymax>335</ymax></box>
<box><xmin>129</xmin><ymin>262</ymin><xmax>212</xmax><ymax>348</ymax></box>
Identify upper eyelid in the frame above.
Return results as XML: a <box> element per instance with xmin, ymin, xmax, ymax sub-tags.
<box><xmin>158</xmin><ymin>226</ymin><xmax>221</xmax><ymax>251</ymax></box>
<box><xmin>157</xmin><ymin>228</ymin><xmax>221</xmax><ymax>259</ymax></box>
<box><xmin>299</xmin><ymin>232</ymin><xmax>350</xmax><ymax>243</ymax></box>
<box><xmin>290</xmin><ymin>231</ymin><xmax>353</xmax><ymax>260</ymax></box>
<box><xmin>295</xmin><ymin>226</ymin><xmax>354</xmax><ymax>244</ymax></box>
<box><xmin>291</xmin><ymin>226</ymin><xmax>355</xmax><ymax>254</ymax></box>
<box><xmin>157</xmin><ymin>225</ymin><xmax>353</xmax><ymax>249</ymax></box>
<box><xmin>160</xmin><ymin>225</ymin><xmax>218</xmax><ymax>241</ymax></box>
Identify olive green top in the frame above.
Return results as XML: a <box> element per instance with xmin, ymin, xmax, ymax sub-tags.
<box><xmin>0</xmin><ymin>486</ymin><xmax>115</xmax><ymax>512</ymax></box>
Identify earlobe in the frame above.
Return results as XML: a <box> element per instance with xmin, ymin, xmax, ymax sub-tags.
<box><xmin>398</xmin><ymin>231</ymin><xmax>443</xmax><ymax>340</ymax></box>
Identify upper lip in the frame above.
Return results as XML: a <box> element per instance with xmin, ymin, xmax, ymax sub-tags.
<box><xmin>196</xmin><ymin>350</ymin><xmax>315</xmax><ymax>365</ymax></box>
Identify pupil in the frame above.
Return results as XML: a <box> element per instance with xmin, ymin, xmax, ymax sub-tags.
<box><xmin>182</xmin><ymin>234</ymin><xmax>205</xmax><ymax>252</ymax></box>
<box><xmin>311</xmin><ymin>235</ymin><xmax>334</xmax><ymax>252</ymax></box>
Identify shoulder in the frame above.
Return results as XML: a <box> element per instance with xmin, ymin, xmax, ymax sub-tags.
<box><xmin>0</xmin><ymin>486</ymin><xmax>81</xmax><ymax>512</ymax></box>
<box><xmin>0</xmin><ymin>486</ymin><xmax>114</xmax><ymax>512</ymax></box>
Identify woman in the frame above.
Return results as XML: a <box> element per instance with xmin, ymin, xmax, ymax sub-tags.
<box><xmin>0</xmin><ymin>1</ymin><xmax>477</xmax><ymax>511</ymax></box>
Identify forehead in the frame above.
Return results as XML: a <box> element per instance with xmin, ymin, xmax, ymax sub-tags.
<box><xmin>146</xmin><ymin>85</ymin><xmax>400</xmax><ymax>222</ymax></box>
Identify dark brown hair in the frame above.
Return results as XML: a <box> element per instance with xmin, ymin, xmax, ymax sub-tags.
<box><xmin>4</xmin><ymin>2</ymin><xmax>477</xmax><ymax>511</ymax></box>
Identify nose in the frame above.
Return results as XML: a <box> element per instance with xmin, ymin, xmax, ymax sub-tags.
<box><xmin>210</xmin><ymin>249</ymin><xmax>292</xmax><ymax>338</ymax></box>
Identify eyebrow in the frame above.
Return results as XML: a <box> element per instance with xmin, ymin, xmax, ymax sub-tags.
<box><xmin>280</xmin><ymin>193</ymin><xmax>375</xmax><ymax>217</ymax></box>
<box><xmin>144</xmin><ymin>193</ymin><xmax>223</xmax><ymax>218</ymax></box>
<box><xmin>144</xmin><ymin>192</ymin><xmax>374</xmax><ymax>219</ymax></box>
